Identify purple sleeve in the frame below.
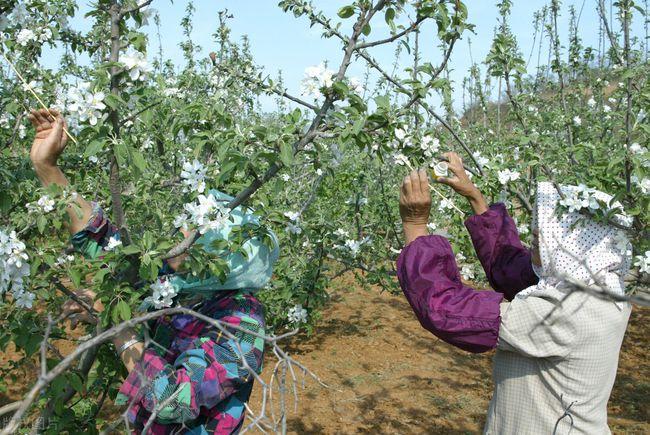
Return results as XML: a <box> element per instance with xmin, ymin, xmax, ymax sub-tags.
<box><xmin>397</xmin><ymin>235</ymin><xmax>504</xmax><ymax>353</ymax></box>
<box><xmin>464</xmin><ymin>203</ymin><xmax>539</xmax><ymax>300</ymax></box>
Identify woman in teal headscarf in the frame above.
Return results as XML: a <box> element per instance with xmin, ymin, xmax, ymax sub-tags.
<box><xmin>28</xmin><ymin>108</ymin><xmax>279</xmax><ymax>434</ymax></box>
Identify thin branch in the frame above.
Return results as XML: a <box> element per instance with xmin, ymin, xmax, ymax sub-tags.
<box><xmin>120</xmin><ymin>0</ymin><xmax>154</xmax><ymax>18</ymax></box>
<box><xmin>354</xmin><ymin>16</ymin><xmax>426</xmax><ymax>50</ymax></box>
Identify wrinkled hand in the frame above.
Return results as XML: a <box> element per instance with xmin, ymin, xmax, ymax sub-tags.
<box><xmin>400</xmin><ymin>169</ymin><xmax>432</xmax><ymax>245</ymax></box>
<box><xmin>61</xmin><ymin>289</ymin><xmax>103</xmax><ymax>329</ymax></box>
<box><xmin>436</xmin><ymin>152</ymin><xmax>488</xmax><ymax>215</ymax></box>
<box><xmin>435</xmin><ymin>152</ymin><xmax>478</xmax><ymax>198</ymax></box>
<box><xmin>27</xmin><ymin>108</ymin><xmax>68</xmax><ymax>169</ymax></box>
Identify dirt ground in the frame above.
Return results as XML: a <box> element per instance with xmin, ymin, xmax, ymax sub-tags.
<box><xmin>1</xmin><ymin>275</ymin><xmax>648</xmax><ymax>434</ymax></box>
<box><xmin>249</xmin><ymin>276</ymin><xmax>650</xmax><ymax>434</ymax></box>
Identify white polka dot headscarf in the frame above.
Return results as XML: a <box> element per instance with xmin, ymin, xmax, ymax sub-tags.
<box><xmin>518</xmin><ymin>181</ymin><xmax>632</xmax><ymax>300</ymax></box>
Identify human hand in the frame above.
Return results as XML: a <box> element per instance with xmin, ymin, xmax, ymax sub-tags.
<box><xmin>27</xmin><ymin>108</ymin><xmax>68</xmax><ymax>170</ymax></box>
<box><xmin>435</xmin><ymin>152</ymin><xmax>479</xmax><ymax>198</ymax></box>
<box><xmin>436</xmin><ymin>152</ymin><xmax>488</xmax><ymax>215</ymax></box>
<box><xmin>400</xmin><ymin>169</ymin><xmax>431</xmax><ymax>244</ymax></box>
<box><xmin>61</xmin><ymin>288</ymin><xmax>103</xmax><ymax>329</ymax></box>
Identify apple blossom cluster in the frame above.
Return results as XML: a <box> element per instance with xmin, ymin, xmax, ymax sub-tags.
<box><xmin>121</xmin><ymin>49</ymin><xmax>152</xmax><ymax>81</ymax></box>
<box><xmin>287</xmin><ymin>304</ymin><xmax>308</xmax><ymax>324</ymax></box>
<box><xmin>497</xmin><ymin>169</ymin><xmax>521</xmax><ymax>185</ymax></box>
<box><xmin>180</xmin><ymin>159</ymin><xmax>207</xmax><ymax>193</ymax></box>
<box><xmin>634</xmin><ymin>251</ymin><xmax>650</xmax><ymax>276</ymax></box>
<box><xmin>300</xmin><ymin>63</ymin><xmax>334</xmax><ymax>99</ymax></box>
<box><xmin>148</xmin><ymin>278</ymin><xmax>178</xmax><ymax>309</ymax></box>
<box><xmin>558</xmin><ymin>184</ymin><xmax>634</xmax><ymax>227</ymax></box>
<box><xmin>339</xmin><ymin>237</ymin><xmax>370</xmax><ymax>257</ymax></box>
<box><xmin>631</xmin><ymin>176</ymin><xmax>650</xmax><ymax>195</ymax></box>
<box><xmin>15</xmin><ymin>27</ymin><xmax>52</xmax><ymax>46</ymax></box>
<box><xmin>67</xmin><ymin>82</ymin><xmax>106</xmax><ymax>126</ymax></box>
<box><xmin>26</xmin><ymin>195</ymin><xmax>55</xmax><ymax>214</ymax></box>
<box><xmin>0</xmin><ymin>229</ymin><xmax>34</xmax><ymax>309</ymax></box>
<box><xmin>174</xmin><ymin>194</ymin><xmax>231</xmax><ymax>235</ymax></box>
<box><xmin>104</xmin><ymin>236</ymin><xmax>122</xmax><ymax>251</ymax></box>
<box><xmin>284</xmin><ymin>211</ymin><xmax>302</xmax><ymax>235</ymax></box>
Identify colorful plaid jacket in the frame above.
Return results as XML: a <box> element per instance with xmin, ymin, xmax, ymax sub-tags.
<box><xmin>72</xmin><ymin>205</ymin><xmax>266</xmax><ymax>434</ymax></box>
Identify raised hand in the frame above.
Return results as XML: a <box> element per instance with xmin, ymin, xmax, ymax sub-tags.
<box><xmin>399</xmin><ymin>169</ymin><xmax>432</xmax><ymax>244</ymax></box>
<box><xmin>27</xmin><ymin>108</ymin><xmax>68</xmax><ymax>169</ymax></box>
<box><xmin>437</xmin><ymin>152</ymin><xmax>488</xmax><ymax>215</ymax></box>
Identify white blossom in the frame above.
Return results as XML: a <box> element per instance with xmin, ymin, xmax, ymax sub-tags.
<box><xmin>16</xmin><ymin>29</ymin><xmax>36</xmax><ymax>46</ymax></box>
<box><xmin>349</xmin><ymin>76</ymin><xmax>364</xmax><ymax>94</ymax></box>
<box><xmin>420</xmin><ymin>135</ymin><xmax>440</xmax><ymax>158</ymax></box>
<box><xmin>344</xmin><ymin>238</ymin><xmax>369</xmax><ymax>257</ymax></box>
<box><xmin>285</xmin><ymin>222</ymin><xmax>302</xmax><ymax>235</ymax></box>
<box><xmin>0</xmin><ymin>229</ymin><xmax>30</xmax><ymax>298</ymax></box>
<box><xmin>284</xmin><ymin>211</ymin><xmax>301</xmax><ymax>222</ymax></box>
<box><xmin>629</xmin><ymin>143</ymin><xmax>646</xmax><ymax>155</ymax></box>
<box><xmin>333</xmin><ymin>228</ymin><xmax>349</xmax><ymax>238</ymax></box>
<box><xmin>149</xmin><ymin>279</ymin><xmax>178</xmax><ymax>309</ymax></box>
<box><xmin>300</xmin><ymin>63</ymin><xmax>335</xmax><ymax>98</ymax></box>
<box><xmin>587</xmin><ymin>97</ymin><xmax>596</xmax><ymax>108</ymax></box>
<box><xmin>287</xmin><ymin>304</ymin><xmax>308</xmax><ymax>324</ymax></box>
<box><xmin>104</xmin><ymin>236</ymin><xmax>122</xmax><ymax>251</ymax></box>
<box><xmin>67</xmin><ymin>82</ymin><xmax>106</xmax><ymax>126</ymax></box>
<box><xmin>27</xmin><ymin>195</ymin><xmax>55</xmax><ymax>214</ymax></box>
<box><xmin>497</xmin><ymin>169</ymin><xmax>520</xmax><ymax>185</ymax></box>
<box><xmin>631</xmin><ymin>176</ymin><xmax>650</xmax><ymax>195</ymax></box>
<box><xmin>54</xmin><ymin>254</ymin><xmax>75</xmax><ymax>267</ymax></box>
<box><xmin>392</xmin><ymin>153</ymin><xmax>410</xmax><ymax>167</ymax></box>
<box><xmin>573</xmin><ymin>116</ymin><xmax>582</xmax><ymax>126</ymax></box>
<box><xmin>460</xmin><ymin>265</ymin><xmax>475</xmax><ymax>281</ymax></box>
<box><xmin>180</xmin><ymin>159</ymin><xmax>208</xmax><ymax>193</ymax></box>
<box><xmin>121</xmin><ymin>49</ymin><xmax>152</xmax><ymax>81</ymax></box>
<box><xmin>473</xmin><ymin>151</ymin><xmax>490</xmax><ymax>168</ymax></box>
<box><xmin>603</xmin><ymin>105</ymin><xmax>611</xmax><ymax>113</ymax></box>
<box><xmin>183</xmin><ymin>194</ymin><xmax>231</xmax><ymax>234</ymax></box>
<box><xmin>394</xmin><ymin>128</ymin><xmax>407</xmax><ymax>141</ymax></box>
<box><xmin>14</xmin><ymin>289</ymin><xmax>36</xmax><ymax>309</ymax></box>
<box><xmin>634</xmin><ymin>251</ymin><xmax>650</xmax><ymax>275</ymax></box>
<box><xmin>281</xmin><ymin>174</ymin><xmax>291</xmax><ymax>182</ymax></box>
<box><xmin>173</xmin><ymin>213</ymin><xmax>189</xmax><ymax>230</ymax></box>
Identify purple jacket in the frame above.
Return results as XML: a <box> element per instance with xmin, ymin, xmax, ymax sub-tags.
<box><xmin>397</xmin><ymin>203</ymin><xmax>539</xmax><ymax>353</ymax></box>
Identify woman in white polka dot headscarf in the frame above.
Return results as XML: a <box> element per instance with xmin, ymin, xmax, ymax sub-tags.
<box><xmin>397</xmin><ymin>152</ymin><xmax>633</xmax><ymax>435</ymax></box>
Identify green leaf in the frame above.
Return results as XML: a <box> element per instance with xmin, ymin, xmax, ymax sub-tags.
<box><xmin>338</xmin><ymin>5</ymin><xmax>355</xmax><ymax>18</ymax></box>
<box><xmin>69</xmin><ymin>268</ymin><xmax>82</xmax><ymax>288</ymax></box>
<box><xmin>104</xmin><ymin>94</ymin><xmax>125</xmax><ymax>110</ymax></box>
<box><xmin>132</xmin><ymin>150</ymin><xmax>147</xmax><ymax>172</ymax></box>
<box><xmin>115</xmin><ymin>300</ymin><xmax>131</xmax><ymax>322</ymax></box>
<box><xmin>84</xmin><ymin>140</ymin><xmax>104</xmax><ymax>157</ymax></box>
<box><xmin>279</xmin><ymin>142</ymin><xmax>294</xmax><ymax>167</ymax></box>
<box><xmin>362</xmin><ymin>23</ymin><xmax>371</xmax><ymax>36</ymax></box>
<box><xmin>121</xmin><ymin>245</ymin><xmax>141</xmax><ymax>255</ymax></box>
<box><xmin>36</xmin><ymin>215</ymin><xmax>46</xmax><ymax>234</ymax></box>
<box><xmin>385</xmin><ymin>8</ymin><xmax>395</xmax><ymax>24</ymax></box>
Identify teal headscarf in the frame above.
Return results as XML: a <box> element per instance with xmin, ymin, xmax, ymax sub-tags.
<box><xmin>169</xmin><ymin>189</ymin><xmax>280</xmax><ymax>296</ymax></box>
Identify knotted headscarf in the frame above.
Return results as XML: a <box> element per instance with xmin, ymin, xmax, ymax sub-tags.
<box><xmin>517</xmin><ymin>182</ymin><xmax>632</xmax><ymax>305</ymax></box>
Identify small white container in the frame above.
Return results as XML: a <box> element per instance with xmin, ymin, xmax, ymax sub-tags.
<box><xmin>433</xmin><ymin>161</ymin><xmax>449</xmax><ymax>177</ymax></box>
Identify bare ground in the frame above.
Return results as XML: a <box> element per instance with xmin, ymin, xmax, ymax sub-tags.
<box><xmin>249</xmin><ymin>276</ymin><xmax>649</xmax><ymax>434</ymax></box>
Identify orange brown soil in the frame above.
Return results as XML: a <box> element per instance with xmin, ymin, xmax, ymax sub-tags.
<box><xmin>1</xmin><ymin>276</ymin><xmax>648</xmax><ymax>434</ymax></box>
<box><xmin>249</xmin><ymin>276</ymin><xmax>650</xmax><ymax>434</ymax></box>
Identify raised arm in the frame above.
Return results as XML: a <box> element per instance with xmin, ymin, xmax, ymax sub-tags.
<box><xmin>436</xmin><ymin>152</ymin><xmax>538</xmax><ymax>299</ymax></box>
<box><xmin>28</xmin><ymin>109</ymin><xmax>93</xmax><ymax>235</ymax></box>
<box><xmin>398</xmin><ymin>169</ymin><xmax>503</xmax><ymax>353</ymax></box>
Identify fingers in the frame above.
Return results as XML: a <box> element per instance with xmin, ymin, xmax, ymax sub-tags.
<box><xmin>52</xmin><ymin>115</ymin><xmax>64</xmax><ymax>142</ymax></box>
<box><xmin>417</xmin><ymin>168</ymin><xmax>429</xmax><ymax>194</ymax></box>
<box><xmin>402</xmin><ymin>174</ymin><xmax>413</xmax><ymax>198</ymax></box>
<box><xmin>409</xmin><ymin>170</ymin><xmax>421</xmax><ymax>196</ymax></box>
<box><xmin>28</xmin><ymin>111</ymin><xmax>38</xmax><ymax>127</ymax></box>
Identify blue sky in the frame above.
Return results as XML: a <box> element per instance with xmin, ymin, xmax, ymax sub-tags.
<box><xmin>51</xmin><ymin>1</ymin><xmax>647</xmax><ymax>112</ymax></box>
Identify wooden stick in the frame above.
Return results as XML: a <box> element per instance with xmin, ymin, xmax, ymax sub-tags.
<box><xmin>0</xmin><ymin>50</ymin><xmax>78</xmax><ymax>145</ymax></box>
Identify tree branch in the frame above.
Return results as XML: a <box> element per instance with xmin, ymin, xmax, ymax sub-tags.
<box><xmin>354</xmin><ymin>16</ymin><xmax>426</xmax><ymax>50</ymax></box>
